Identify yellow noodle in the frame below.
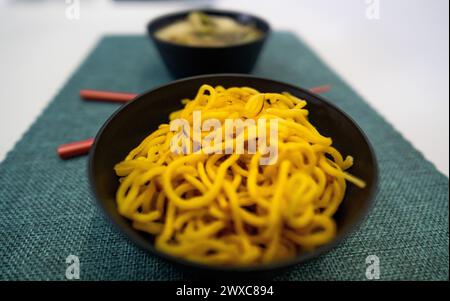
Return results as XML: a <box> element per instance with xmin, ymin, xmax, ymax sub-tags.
<box><xmin>114</xmin><ymin>84</ymin><xmax>366</xmax><ymax>266</ymax></box>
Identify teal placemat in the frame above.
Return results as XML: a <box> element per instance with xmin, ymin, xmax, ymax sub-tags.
<box><xmin>0</xmin><ymin>32</ymin><xmax>448</xmax><ymax>280</ymax></box>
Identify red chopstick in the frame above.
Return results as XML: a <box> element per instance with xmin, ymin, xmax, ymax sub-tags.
<box><xmin>57</xmin><ymin>138</ymin><xmax>94</xmax><ymax>159</ymax></box>
<box><xmin>308</xmin><ymin>84</ymin><xmax>331</xmax><ymax>94</ymax></box>
<box><xmin>80</xmin><ymin>90</ymin><xmax>138</xmax><ymax>103</ymax></box>
<box><xmin>80</xmin><ymin>84</ymin><xmax>331</xmax><ymax>104</ymax></box>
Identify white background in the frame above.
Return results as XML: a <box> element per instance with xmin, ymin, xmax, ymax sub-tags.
<box><xmin>0</xmin><ymin>0</ymin><xmax>448</xmax><ymax>175</ymax></box>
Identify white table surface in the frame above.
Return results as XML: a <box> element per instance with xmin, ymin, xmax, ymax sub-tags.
<box><xmin>0</xmin><ymin>0</ymin><xmax>448</xmax><ymax>176</ymax></box>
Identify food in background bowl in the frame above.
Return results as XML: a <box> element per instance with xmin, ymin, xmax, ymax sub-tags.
<box><xmin>113</xmin><ymin>84</ymin><xmax>366</xmax><ymax>266</ymax></box>
<box><xmin>147</xmin><ymin>10</ymin><xmax>271</xmax><ymax>77</ymax></box>
<box><xmin>155</xmin><ymin>11</ymin><xmax>263</xmax><ymax>47</ymax></box>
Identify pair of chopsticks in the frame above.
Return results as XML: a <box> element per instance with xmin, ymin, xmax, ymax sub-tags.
<box><xmin>57</xmin><ymin>90</ymin><xmax>138</xmax><ymax>159</ymax></box>
<box><xmin>57</xmin><ymin>84</ymin><xmax>332</xmax><ymax>159</ymax></box>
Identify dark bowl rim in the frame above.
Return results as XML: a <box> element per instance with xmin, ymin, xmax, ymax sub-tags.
<box><xmin>88</xmin><ymin>74</ymin><xmax>379</xmax><ymax>273</ymax></box>
<box><xmin>147</xmin><ymin>8</ymin><xmax>272</xmax><ymax>50</ymax></box>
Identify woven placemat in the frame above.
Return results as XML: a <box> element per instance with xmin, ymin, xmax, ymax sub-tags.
<box><xmin>0</xmin><ymin>32</ymin><xmax>448</xmax><ymax>280</ymax></box>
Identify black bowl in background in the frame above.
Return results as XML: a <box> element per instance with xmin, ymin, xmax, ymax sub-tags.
<box><xmin>89</xmin><ymin>74</ymin><xmax>378</xmax><ymax>279</ymax></box>
<box><xmin>147</xmin><ymin>9</ymin><xmax>271</xmax><ymax>78</ymax></box>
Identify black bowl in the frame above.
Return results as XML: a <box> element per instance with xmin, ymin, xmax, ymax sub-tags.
<box><xmin>147</xmin><ymin>9</ymin><xmax>271</xmax><ymax>78</ymax></box>
<box><xmin>89</xmin><ymin>74</ymin><xmax>378</xmax><ymax>278</ymax></box>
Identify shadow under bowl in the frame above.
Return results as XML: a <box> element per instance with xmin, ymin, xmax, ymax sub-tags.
<box><xmin>89</xmin><ymin>74</ymin><xmax>378</xmax><ymax>279</ymax></box>
<box><xmin>147</xmin><ymin>9</ymin><xmax>271</xmax><ymax>78</ymax></box>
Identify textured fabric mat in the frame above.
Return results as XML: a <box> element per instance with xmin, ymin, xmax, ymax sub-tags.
<box><xmin>0</xmin><ymin>32</ymin><xmax>448</xmax><ymax>280</ymax></box>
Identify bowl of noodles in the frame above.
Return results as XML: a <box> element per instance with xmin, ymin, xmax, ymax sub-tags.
<box><xmin>89</xmin><ymin>74</ymin><xmax>378</xmax><ymax>276</ymax></box>
<box><xmin>147</xmin><ymin>10</ymin><xmax>270</xmax><ymax>78</ymax></box>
